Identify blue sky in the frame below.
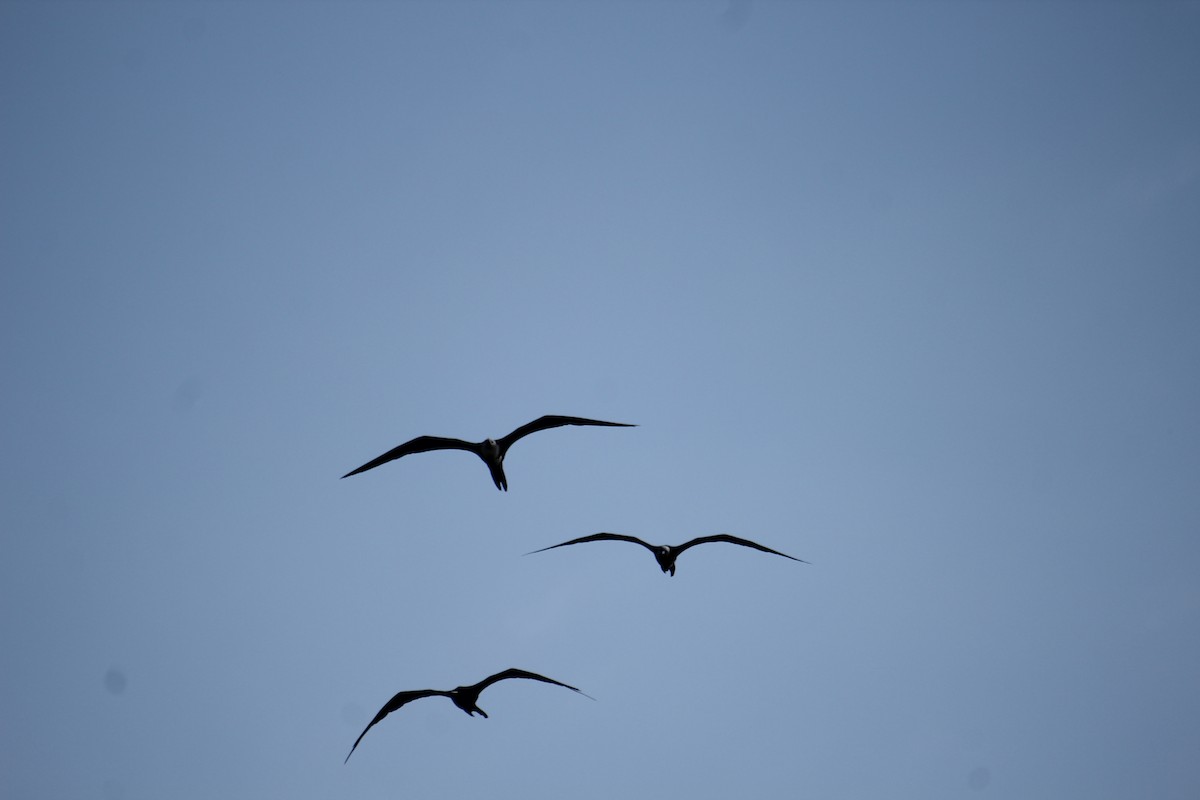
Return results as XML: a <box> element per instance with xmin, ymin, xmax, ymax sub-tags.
<box><xmin>2</xmin><ymin>1</ymin><xmax>1199</xmax><ymax>798</ymax></box>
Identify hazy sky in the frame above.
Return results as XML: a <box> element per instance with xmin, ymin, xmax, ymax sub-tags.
<box><xmin>2</xmin><ymin>2</ymin><xmax>1199</xmax><ymax>798</ymax></box>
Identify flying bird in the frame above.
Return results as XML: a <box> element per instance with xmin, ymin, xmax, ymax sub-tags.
<box><xmin>528</xmin><ymin>532</ymin><xmax>808</xmax><ymax>576</ymax></box>
<box><xmin>344</xmin><ymin>668</ymin><xmax>590</xmax><ymax>763</ymax></box>
<box><xmin>341</xmin><ymin>415</ymin><xmax>635</xmax><ymax>490</ymax></box>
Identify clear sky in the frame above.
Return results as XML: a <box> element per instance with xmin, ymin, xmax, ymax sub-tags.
<box><xmin>2</xmin><ymin>1</ymin><xmax>1199</xmax><ymax>798</ymax></box>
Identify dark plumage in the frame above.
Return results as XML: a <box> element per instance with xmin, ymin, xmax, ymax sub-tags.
<box><xmin>528</xmin><ymin>532</ymin><xmax>808</xmax><ymax>576</ymax></box>
<box><xmin>344</xmin><ymin>668</ymin><xmax>590</xmax><ymax>763</ymax></box>
<box><xmin>340</xmin><ymin>415</ymin><xmax>635</xmax><ymax>490</ymax></box>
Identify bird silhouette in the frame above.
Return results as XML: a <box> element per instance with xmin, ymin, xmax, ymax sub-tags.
<box><xmin>341</xmin><ymin>415</ymin><xmax>635</xmax><ymax>490</ymax></box>
<box><xmin>344</xmin><ymin>668</ymin><xmax>590</xmax><ymax>762</ymax></box>
<box><xmin>528</xmin><ymin>532</ymin><xmax>808</xmax><ymax>576</ymax></box>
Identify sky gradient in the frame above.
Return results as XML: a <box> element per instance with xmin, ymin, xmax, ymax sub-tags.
<box><xmin>3</xmin><ymin>2</ymin><xmax>1199</xmax><ymax>798</ymax></box>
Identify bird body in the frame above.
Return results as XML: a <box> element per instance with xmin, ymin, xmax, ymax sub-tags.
<box><xmin>341</xmin><ymin>415</ymin><xmax>635</xmax><ymax>490</ymax></box>
<box><xmin>528</xmin><ymin>532</ymin><xmax>808</xmax><ymax>576</ymax></box>
<box><xmin>344</xmin><ymin>668</ymin><xmax>589</xmax><ymax>762</ymax></box>
<box><xmin>652</xmin><ymin>544</ymin><xmax>677</xmax><ymax>575</ymax></box>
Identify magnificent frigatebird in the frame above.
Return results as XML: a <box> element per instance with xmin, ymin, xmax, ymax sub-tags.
<box><xmin>341</xmin><ymin>415</ymin><xmax>635</xmax><ymax>490</ymax></box>
<box><xmin>528</xmin><ymin>532</ymin><xmax>808</xmax><ymax>576</ymax></box>
<box><xmin>344</xmin><ymin>668</ymin><xmax>590</xmax><ymax>762</ymax></box>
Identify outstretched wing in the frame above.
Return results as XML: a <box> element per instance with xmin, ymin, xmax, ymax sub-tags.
<box><xmin>675</xmin><ymin>534</ymin><xmax>809</xmax><ymax>564</ymax></box>
<box><xmin>472</xmin><ymin>668</ymin><xmax>592</xmax><ymax>700</ymax></box>
<box><xmin>341</xmin><ymin>436</ymin><xmax>479</xmax><ymax>479</ymax></box>
<box><xmin>344</xmin><ymin>688</ymin><xmax>446</xmax><ymax>763</ymax></box>
<box><xmin>526</xmin><ymin>532</ymin><xmax>657</xmax><ymax>556</ymax></box>
<box><xmin>497</xmin><ymin>415</ymin><xmax>635</xmax><ymax>456</ymax></box>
